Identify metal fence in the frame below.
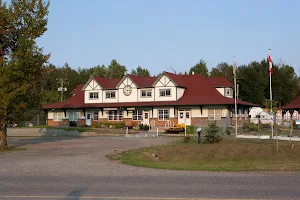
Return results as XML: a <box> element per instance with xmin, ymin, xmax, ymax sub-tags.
<box><xmin>15</xmin><ymin>110</ymin><xmax>47</xmax><ymax>127</ymax></box>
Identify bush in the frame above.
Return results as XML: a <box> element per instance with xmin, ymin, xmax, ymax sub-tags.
<box><xmin>243</xmin><ymin>122</ymin><xmax>258</xmax><ymax>132</ymax></box>
<box><xmin>139</xmin><ymin>124</ymin><xmax>150</xmax><ymax>130</ymax></box>
<box><xmin>204</xmin><ymin>121</ymin><xmax>222</xmax><ymax>143</ymax></box>
<box><xmin>91</xmin><ymin>121</ymin><xmax>101</xmax><ymax>128</ymax></box>
<box><xmin>115</xmin><ymin>122</ymin><xmax>126</xmax><ymax>128</ymax></box>
<box><xmin>69</xmin><ymin>121</ymin><xmax>77</xmax><ymax>127</ymax></box>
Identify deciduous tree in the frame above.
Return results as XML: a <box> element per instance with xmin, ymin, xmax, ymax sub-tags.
<box><xmin>0</xmin><ymin>0</ymin><xmax>50</xmax><ymax>149</ymax></box>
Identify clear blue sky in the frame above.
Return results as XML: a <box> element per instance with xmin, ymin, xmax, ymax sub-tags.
<box><xmin>36</xmin><ymin>0</ymin><xmax>300</xmax><ymax>75</ymax></box>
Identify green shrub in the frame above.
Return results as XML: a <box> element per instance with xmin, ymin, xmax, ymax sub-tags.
<box><xmin>115</xmin><ymin>122</ymin><xmax>126</xmax><ymax>128</ymax></box>
<box><xmin>243</xmin><ymin>122</ymin><xmax>258</xmax><ymax>132</ymax></box>
<box><xmin>91</xmin><ymin>121</ymin><xmax>101</xmax><ymax>128</ymax></box>
<box><xmin>69</xmin><ymin>121</ymin><xmax>77</xmax><ymax>127</ymax></box>
<box><xmin>138</xmin><ymin>124</ymin><xmax>150</xmax><ymax>130</ymax></box>
<box><xmin>204</xmin><ymin>121</ymin><xmax>222</xmax><ymax>143</ymax></box>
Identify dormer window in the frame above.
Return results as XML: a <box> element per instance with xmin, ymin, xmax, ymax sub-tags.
<box><xmin>225</xmin><ymin>88</ymin><xmax>232</xmax><ymax>96</ymax></box>
<box><xmin>106</xmin><ymin>91</ymin><xmax>116</xmax><ymax>99</ymax></box>
<box><xmin>89</xmin><ymin>92</ymin><xmax>99</xmax><ymax>99</ymax></box>
<box><xmin>141</xmin><ymin>90</ymin><xmax>152</xmax><ymax>98</ymax></box>
<box><xmin>159</xmin><ymin>89</ymin><xmax>171</xmax><ymax>97</ymax></box>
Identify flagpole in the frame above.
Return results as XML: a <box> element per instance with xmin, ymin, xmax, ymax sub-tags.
<box><xmin>269</xmin><ymin>48</ymin><xmax>274</xmax><ymax>139</ymax></box>
<box><xmin>234</xmin><ymin>56</ymin><xmax>238</xmax><ymax>136</ymax></box>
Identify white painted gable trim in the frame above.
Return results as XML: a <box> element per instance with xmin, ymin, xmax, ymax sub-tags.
<box><xmin>82</xmin><ymin>77</ymin><xmax>103</xmax><ymax>91</ymax></box>
<box><xmin>151</xmin><ymin>72</ymin><xmax>178</xmax><ymax>87</ymax></box>
<box><xmin>116</xmin><ymin>75</ymin><xmax>138</xmax><ymax>88</ymax></box>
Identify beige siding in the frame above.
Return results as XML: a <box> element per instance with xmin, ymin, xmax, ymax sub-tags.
<box><xmin>154</xmin><ymin>87</ymin><xmax>177</xmax><ymax>101</ymax></box>
<box><xmin>118</xmin><ymin>77</ymin><xmax>138</xmax><ymax>102</ymax></box>
<box><xmin>176</xmin><ymin>88</ymin><xmax>185</xmax><ymax>100</ymax></box>
<box><xmin>102</xmin><ymin>90</ymin><xmax>118</xmax><ymax>103</ymax></box>
<box><xmin>216</xmin><ymin>88</ymin><xmax>224</xmax><ymax>95</ymax></box>
<box><xmin>137</xmin><ymin>88</ymin><xmax>155</xmax><ymax>102</ymax></box>
<box><xmin>84</xmin><ymin>90</ymin><xmax>102</xmax><ymax>103</ymax></box>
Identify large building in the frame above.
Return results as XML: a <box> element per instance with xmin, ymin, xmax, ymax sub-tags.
<box><xmin>42</xmin><ymin>72</ymin><xmax>256</xmax><ymax>127</ymax></box>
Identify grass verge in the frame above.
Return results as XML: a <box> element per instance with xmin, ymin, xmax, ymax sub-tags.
<box><xmin>0</xmin><ymin>146</ymin><xmax>26</xmax><ymax>154</ymax></box>
<box><xmin>106</xmin><ymin>138</ymin><xmax>300</xmax><ymax>171</ymax></box>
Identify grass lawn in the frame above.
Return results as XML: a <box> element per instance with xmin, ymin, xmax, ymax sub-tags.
<box><xmin>0</xmin><ymin>146</ymin><xmax>26</xmax><ymax>154</ymax></box>
<box><xmin>107</xmin><ymin>136</ymin><xmax>300</xmax><ymax>171</ymax></box>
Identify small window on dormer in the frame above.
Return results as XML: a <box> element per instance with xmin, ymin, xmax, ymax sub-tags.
<box><xmin>106</xmin><ymin>91</ymin><xmax>116</xmax><ymax>99</ymax></box>
<box><xmin>89</xmin><ymin>92</ymin><xmax>99</xmax><ymax>99</ymax></box>
<box><xmin>141</xmin><ymin>90</ymin><xmax>152</xmax><ymax>98</ymax></box>
<box><xmin>225</xmin><ymin>89</ymin><xmax>232</xmax><ymax>96</ymax></box>
<box><xmin>159</xmin><ymin>89</ymin><xmax>171</xmax><ymax>97</ymax></box>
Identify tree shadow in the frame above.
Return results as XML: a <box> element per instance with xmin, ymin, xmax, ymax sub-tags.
<box><xmin>66</xmin><ymin>188</ymin><xmax>87</xmax><ymax>200</ymax></box>
<box><xmin>7</xmin><ymin>136</ymin><xmax>83</xmax><ymax>147</ymax></box>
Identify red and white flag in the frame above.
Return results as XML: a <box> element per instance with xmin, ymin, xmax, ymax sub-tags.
<box><xmin>268</xmin><ymin>50</ymin><xmax>273</xmax><ymax>74</ymax></box>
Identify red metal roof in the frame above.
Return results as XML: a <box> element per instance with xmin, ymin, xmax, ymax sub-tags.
<box><xmin>127</xmin><ymin>74</ymin><xmax>157</xmax><ymax>88</ymax></box>
<box><xmin>93</xmin><ymin>76</ymin><xmax>121</xmax><ymax>89</ymax></box>
<box><xmin>280</xmin><ymin>95</ymin><xmax>300</xmax><ymax>110</ymax></box>
<box><xmin>207</xmin><ymin>77</ymin><xmax>233</xmax><ymax>87</ymax></box>
<box><xmin>71</xmin><ymin>84</ymin><xmax>84</xmax><ymax>94</ymax></box>
<box><xmin>42</xmin><ymin>72</ymin><xmax>256</xmax><ymax>109</ymax></box>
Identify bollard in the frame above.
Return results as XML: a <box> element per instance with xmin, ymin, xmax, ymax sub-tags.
<box><xmin>126</xmin><ymin>127</ymin><xmax>128</xmax><ymax>137</ymax></box>
<box><xmin>156</xmin><ymin>128</ymin><xmax>158</xmax><ymax>137</ymax></box>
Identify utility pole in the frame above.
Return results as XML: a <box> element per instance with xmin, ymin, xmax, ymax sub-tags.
<box><xmin>57</xmin><ymin>78</ymin><xmax>69</xmax><ymax>102</ymax></box>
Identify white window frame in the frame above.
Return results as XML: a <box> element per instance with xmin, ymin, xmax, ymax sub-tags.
<box><xmin>105</xmin><ymin>91</ymin><xmax>116</xmax><ymax>99</ymax></box>
<box><xmin>69</xmin><ymin>111</ymin><xmax>79</xmax><ymax>121</ymax></box>
<box><xmin>208</xmin><ymin>109</ymin><xmax>222</xmax><ymax>120</ymax></box>
<box><xmin>225</xmin><ymin>88</ymin><xmax>232</xmax><ymax>96</ymax></box>
<box><xmin>93</xmin><ymin>111</ymin><xmax>99</xmax><ymax>121</ymax></box>
<box><xmin>141</xmin><ymin>90</ymin><xmax>152</xmax><ymax>98</ymax></box>
<box><xmin>53</xmin><ymin>111</ymin><xmax>63</xmax><ymax>121</ymax></box>
<box><xmin>158</xmin><ymin>109</ymin><xmax>170</xmax><ymax>120</ymax></box>
<box><xmin>132</xmin><ymin>110</ymin><xmax>143</xmax><ymax>121</ymax></box>
<box><xmin>108</xmin><ymin>110</ymin><xmax>123</xmax><ymax>121</ymax></box>
<box><xmin>89</xmin><ymin>92</ymin><xmax>99</xmax><ymax>100</ymax></box>
<box><xmin>159</xmin><ymin>89</ymin><xmax>171</xmax><ymax>97</ymax></box>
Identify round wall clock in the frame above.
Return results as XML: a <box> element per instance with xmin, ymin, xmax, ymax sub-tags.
<box><xmin>123</xmin><ymin>85</ymin><xmax>132</xmax><ymax>96</ymax></box>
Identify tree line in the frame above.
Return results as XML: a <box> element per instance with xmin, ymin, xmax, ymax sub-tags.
<box><xmin>41</xmin><ymin>58</ymin><xmax>299</xmax><ymax>111</ymax></box>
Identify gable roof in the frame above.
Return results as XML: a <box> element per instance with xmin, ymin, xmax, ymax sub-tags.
<box><xmin>207</xmin><ymin>77</ymin><xmax>233</xmax><ymax>87</ymax></box>
<box><xmin>93</xmin><ymin>76</ymin><xmax>121</xmax><ymax>89</ymax></box>
<box><xmin>127</xmin><ymin>74</ymin><xmax>157</xmax><ymax>88</ymax></box>
<box><xmin>280</xmin><ymin>95</ymin><xmax>300</xmax><ymax>110</ymax></box>
<box><xmin>42</xmin><ymin>72</ymin><xmax>256</xmax><ymax>110</ymax></box>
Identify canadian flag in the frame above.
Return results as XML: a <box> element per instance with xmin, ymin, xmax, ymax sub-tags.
<box><xmin>268</xmin><ymin>50</ymin><xmax>273</xmax><ymax>74</ymax></box>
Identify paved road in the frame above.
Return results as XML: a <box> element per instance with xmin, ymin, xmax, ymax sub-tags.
<box><xmin>0</xmin><ymin>136</ymin><xmax>300</xmax><ymax>200</ymax></box>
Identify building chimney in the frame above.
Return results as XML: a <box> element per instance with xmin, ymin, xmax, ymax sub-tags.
<box><xmin>124</xmin><ymin>71</ymin><xmax>127</xmax><ymax>76</ymax></box>
<box><xmin>192</xmin><ymin>71</ymin><xmax>194</xmax><ymax>75</ymax></box>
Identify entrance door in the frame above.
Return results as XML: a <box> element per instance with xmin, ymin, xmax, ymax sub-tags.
<box><xmin>178</xmin><ymin>110</ymin><xmax>191</xmax><ymax>126</ymax></box>
<box><xmin>185</xmin><ymin>111</ymin><xmax>191</xmax><ymax>125</ymax></box>
<box><xmin>143</xmin><ymin>111</ymin><xmax>150</xmax><ymax>125</ymax></box>
<box><xmin>86</xmin><ymin>112</ymin><xmax>91</xmax><ymax>126</ymax></box>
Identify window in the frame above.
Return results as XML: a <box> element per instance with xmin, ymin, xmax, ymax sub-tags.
<box><xmin>53</xmin><ymin>111</ymin><xmax>63</xmax><ymax>121</ymax></box>
<box><xmin>69</xmin><ymin>111</ymin><xmax>79</xmax><ymax>121</ymax></box>
<box><xmin>132</xmin><ymin>110</ymin><xmax>143</xmax><ymax>120</ymax></box>
<box><xmin>105</xmin><ymin>91</ymin><xmax>116</xmax><ymax>99</ymax></box>
<box><xmin>225</xmin><ymin>88</ymin><xmax>232</xmax><ymax>96</ymax></box>
<box><xmin>159</xmin><ymin>89</ymin><xmax>171</xmax><ymax>97</ymax></box>
<box><xmin>93</xmin><ymin>111</ymin><xmax>99</xmax><ymax>120</ymax></box>
<box><xmin>89</xmin><ymin>92</ymin><xmax>99</xmax><ymax>99</ymax></box>
<box><xmin>158</xmin><ymin>109</ymin><xmax>169</xmax><ymax>120</ymax></box>
<box><xmin>208</xmin><ymin>109</ymin><xmax>222</xmax><ymax>120</ymax></box>
<box><xmin>108</xmin><ymin>110</ymin><xmax>123</xmax><ymax>121</ymax></box>
<box><xmin>141</xmin><ymin>90</ymin><xmax>152</xmax><ymax>98</ymax></box>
